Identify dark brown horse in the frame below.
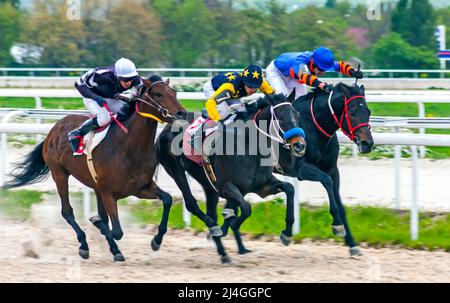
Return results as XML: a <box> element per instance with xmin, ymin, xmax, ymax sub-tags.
<box><xmin>3</xmin><ymin>77</ymin><xmax>185</xmax><ymax>262</ymax></box>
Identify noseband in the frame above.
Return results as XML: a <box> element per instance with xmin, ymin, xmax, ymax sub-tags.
<box><xmin>254</xmin><ymin>102</ymin><xmax>304</xmax><ymax>149</ymax></box>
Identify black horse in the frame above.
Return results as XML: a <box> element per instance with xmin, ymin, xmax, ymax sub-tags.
<box><xmin>156</xmin><ymin>93</ymin><xmax>306</xmax><ymax>264</ymax></box>
<box><xmin>227</xmin><ymin>83</ymin><xmax>374</xmax><ymax>256</ymax></box>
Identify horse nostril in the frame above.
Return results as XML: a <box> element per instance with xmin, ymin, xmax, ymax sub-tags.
<box><xmin>359</xmin><ymin>140</ymin><xmax>374</xmax><ymax>153</ymax></box>
<box><xmin>175</xmin><ymin>110</ymin><xmax>187</xmax><ymax>120</ymax></box>
<box><xmin>292</xmin><ymin>141</ymin><xmax>306</xmax><ymax>156</ymax></box>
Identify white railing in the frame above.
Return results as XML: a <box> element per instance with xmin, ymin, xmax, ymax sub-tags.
<box><xmin>0</xmin><ymin>67</ymin><xmax>449</xmax><ymax>78</ymax></box>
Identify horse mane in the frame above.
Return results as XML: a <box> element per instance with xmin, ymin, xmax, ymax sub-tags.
<box><xmin>253</xmin><ymin>93</ymin><xmax>287</xmax><ymax>110</ymax></box>
<box><xmin>296</xmin><ymin>82</ymin><xmax>360</xmax><ymax>103</ymax></box>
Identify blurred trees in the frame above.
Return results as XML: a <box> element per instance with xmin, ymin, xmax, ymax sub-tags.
<box><xmin>0</xmin><ymin>0</ymin><xmax>444</xmax><ymax>69</ymax></box>
<box><xmin>151</xmin><ymin>0</ymin><xmax>217</xmax><ymax>67</ymax></box>
<box><xmin>0</xmin><ymin>0</ymin><xmax>20</xmax><ymax>9</ymax></box>
<box><xmin>285</xmin><ymin>6</ymin><xmax>357</xmax><ymax>60</ymax></box>
<box><xmin>19</xmin><ymin>0</ymin><xmax>85</xmax><ymax>66</ymax></box>
<box><xmin>371</xmin><ymin>33</ymin><xmax>439</xmax><ymax>69</ymax></box>
<box><xmin>391</xmin><ymin>0</ymin><xmax>437</xmax><ymax>49</ymax></box>
<box><xmin>84</xmin><ymin>0</ymin><xmax>162</xmax><ymax>67</ymax></box>
<box><xmin>0</xmin><ymin>2</ymin><xmax>21</xmax><ymax>65</ymax></box>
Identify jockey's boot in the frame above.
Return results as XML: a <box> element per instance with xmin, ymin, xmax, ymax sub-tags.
<box><xmin>68</xmin><ymin>118</ymin><xmax>98</xmax><ymax>152</ymax></box>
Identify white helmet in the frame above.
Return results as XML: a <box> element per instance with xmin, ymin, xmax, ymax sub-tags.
<box><xmin>114</xmin><ymin>57</ymin><xmax>138</xmax><ymax>78</ymax></box>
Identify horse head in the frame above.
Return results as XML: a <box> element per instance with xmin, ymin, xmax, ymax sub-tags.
<box><xmin>335</xmin><ymin>83</ymin><xmax>374</xmax><ymax>154</ymax></box>
<box><xmin>138</xmin><ymin>75</ymin><xmax>186</xmax><ymax>123</ymax></box>
<box><xmin>257</xmin><ymin>91</ymin><xmax>306</xmax><ymax>157</ymax></box>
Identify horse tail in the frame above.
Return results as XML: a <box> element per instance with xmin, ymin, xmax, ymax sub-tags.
<box><xmin>2</xmin><ymin>141</ymin><xmax>49</xmax><ymax>189</ymax></box>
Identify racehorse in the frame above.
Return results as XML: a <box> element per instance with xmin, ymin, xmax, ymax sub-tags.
<box><xmin>156</xmin><ymin>92</ymin><xmax>306</xmax><ymax>264</ymax></box>
<box><xmin>2</xmin><ymin>77</ymin><xmax>185</xmax><ymax>262</ymax></box>
<box><xmin>226</xmin><ymin>82</ymin><xmax>374</xmax><ymax>256</ymax></box>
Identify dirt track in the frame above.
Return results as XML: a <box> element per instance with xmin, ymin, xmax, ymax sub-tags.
<box><xmin>1</xmin><ymin>218</ymin><xmax>449</xmax><ymax>283</ymax></box>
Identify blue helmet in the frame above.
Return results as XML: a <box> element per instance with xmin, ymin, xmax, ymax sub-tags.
<box><xmin>312</xmin><ymin>47</ymin><xmax>335</xmax><ymax>71</ymax></box>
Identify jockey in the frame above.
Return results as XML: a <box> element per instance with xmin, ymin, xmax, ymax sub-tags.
<box><xmin>68</xmin><ymin>57</ymin><xmax>142</xmax><ymax>152</ymax></box>
<box><xmin>204</xmin><ymin>64</ymin><xmax>274</xmax><ymax>122</ymax></box>
<box><xmin>265</xmin><ymin>47</ymin><xmax>363</xmax><ymax>99</ymax></box>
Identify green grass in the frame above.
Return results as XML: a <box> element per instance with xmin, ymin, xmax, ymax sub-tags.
<box><xmin>0</xmin><ymin>190</ymin><xmax>44</xmax><ymax>220</ymax></box>
<box><xmin>122</xmin><ymin>198</ymin><xmax>450</xmax><ymax>251</ymax></box>
<box><xmin>0</xmin><ymin>97</ymin><xmax>205</xmax><ymax>111</ymax></box>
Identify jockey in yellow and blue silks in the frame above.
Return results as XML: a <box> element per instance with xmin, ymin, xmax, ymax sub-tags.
<box><xmin>203</xmin><ymin>65</ymin><xmax>274</xmax><ymax>122</ymax></box>
<box><xmin>265</xmin><ymin>47</ymin><xmax>363</xmax><ymax>99</ymax></box>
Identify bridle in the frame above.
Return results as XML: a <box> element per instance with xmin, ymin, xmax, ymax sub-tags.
<box><xmin>310</xmin><ymin>90</ymin><xmax>370</xmax><ymax>141</ymax></box>
<box><xmin>134</xmin><ymin>80</ymin><xmax>176</xmax><ymax>123</ymax></box>
<box><xmin>253</xmin><ymin>102</ymin><xmax>295</xmax><ymax>149</ymax></box>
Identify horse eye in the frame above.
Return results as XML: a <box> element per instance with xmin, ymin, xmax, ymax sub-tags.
<box><xmin>155</xmin><ymin>93</ymin><xmax>162</xmax><ymax>98</ymax></box>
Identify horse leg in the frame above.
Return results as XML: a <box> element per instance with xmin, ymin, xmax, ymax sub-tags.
<box><xmin>136</xmin><ymin>182</ymin><xmax>172</xmax><ymax>251</ymax></box>
<box><xmin>220</xmin><ymin>200</ymin><xmax>238</xmax><ymax>237</ymax></box>
<box><xmin>96</xmin><ymin>190</ymin><xmax>109</xmax><ymax>225</ymax></box>
<box><xmin>94</xmin><ymin>192</ymin><xmax>125</xmax><ymax>262</ymax></box>
<box><xmin>329</xmin><ymin>167</ymin><xmax>362</xmax><ymax>256</ymax></box>
<box><xmin>297</xmin><ymin>162</ymin><xmax>345</xmax><ymax>236</ymax></box>
<box><xmin>257</xmin><ymin>176</ymin><xmax>296</xmax><ymax>246</ymax></box>
<box><xmin>89</xmin><ymin>190</ymin><xmax>109</xmax><ymax>230</ymax></box>
<box><xmin>51</xmin><ymin>167</ymin><xmax>89</xmax><ymax>259</ymax></box>
<box><xmin>204</xmin><ymin>187</ymin><xmax>232</xmax><ymax>265</ymax></box>
<box><xmin>219</xmin><ymin>199</ymin><xmax>250</xmax><ymax>255</ymax></box>
<box><xmin>163</xmin><ymin>165</ymin><xmax>221</xmax><ymax>236</ymax></box>
<box><xmin>220</xmin><ymin>182</ymin><xmax>252</xmax><ymax>255</ymax></box>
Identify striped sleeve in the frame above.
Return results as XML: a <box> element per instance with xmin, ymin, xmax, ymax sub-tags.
<box><xmin>297</xmin><ymin>72</ymin><xmax>321</xmax><ymax>88</ymax></box>
<box><xmin>338</xmin><ymin>61</ymin><xmax>354</xmax><ymax>77</ymax></box>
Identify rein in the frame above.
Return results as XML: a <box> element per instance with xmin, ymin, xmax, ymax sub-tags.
<box><xmin>253</xmin><ymin>102</ymin><xmax>293</xmax><ymax>149</ymax></box>
<box><xmin>310</xmin><ymin>91</ymin><xmax>369</xmax><ymax>141</ymax></box>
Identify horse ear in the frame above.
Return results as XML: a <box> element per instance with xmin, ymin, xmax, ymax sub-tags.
<box><xmin>142</xmin><ymin>78</ymin><xmax>151</xmax><ymax>87</ymax></box>
<box><xmin>359</xmin><ymin>84</ymin><xmax>365</xmax><ymax>95</ymax></box>
<box><xmin>287</xmin><ymin>89</ymin><xmax>296</xmax><ymax>103</ymax></box>
<box><xmin>165</xmin><ymin>78</ymin><xmax>170</xmax><ymax>85</ymax></box>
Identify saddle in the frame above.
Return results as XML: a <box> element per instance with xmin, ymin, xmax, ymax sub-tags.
<box><xmin>73</xmin><ymin>101</ymin><xmax>134</xmax><ymax>156</ymax></box>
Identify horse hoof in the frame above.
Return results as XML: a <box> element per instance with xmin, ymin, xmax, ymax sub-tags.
<box><xmin>238</xmin><ymin>248</ymin><xmax>253</xmax><ymax>255</ymax></box>
<box><xmin>151</xmin><ymin>239</ymin><xmax>161</xmax><ymax>251</ymax></box>
<box><xmin>280</xmin><ymin>232</ymin><xmax>291</xmax><ymax>246</ymax></box>
<box><xmin>79</xmin><ymin>249</ymin><xmax>89</xmax><ymax>259</ymax></box>
<box><xmin>209</xmin><ymin>225</ymin><xmax>223</xmax><ymax>237</ymax></box>
<box><xmin>350</xmin><ymin>246</ymin><xmax>363</xmax><ymax>257</ymax></box>
<box><xmin>113</xmin><ymin>253</ymin><xmax>125</xmax><ymax>262</ymax></box>
<box><xmin>221</xmin><ymin>255</ymin><xmax>232</xmax><ymax>266</ymax></box>
<box><xmin>332</xmin><ymin>225</ymin><xmax>346</xmax><ymax>237</ymax></box>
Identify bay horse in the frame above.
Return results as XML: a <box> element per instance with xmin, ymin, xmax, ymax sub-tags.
<box><xmin>227</xmin><ymin>83</ymin><xmax>374</xmax><ymax>256</ymax></box>
<box><xmin>156</xmin><ymin>92</ymin><xmax>306</xmax><ymax>264</ymax></box>
<box><xmin>3</xmin><ymin>76</ymin><xmax>185</xmax><ymax>262</ymax></box>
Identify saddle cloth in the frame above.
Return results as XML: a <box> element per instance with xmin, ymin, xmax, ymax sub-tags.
<box><xmin>73</xmin><ymin>122</ymin><xmax>111</xmax><ymax>156</ymax></box>
<box><xmin>181</xmin><ymin>113</ymin><xmax>239</xmax><ymax>165</ymax></box>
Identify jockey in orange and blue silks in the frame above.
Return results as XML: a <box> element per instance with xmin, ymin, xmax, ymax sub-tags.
<box><xmin>265</xmin><ymin>47</ymin><xmax>363</xmax><ymax>99</ymax></box>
